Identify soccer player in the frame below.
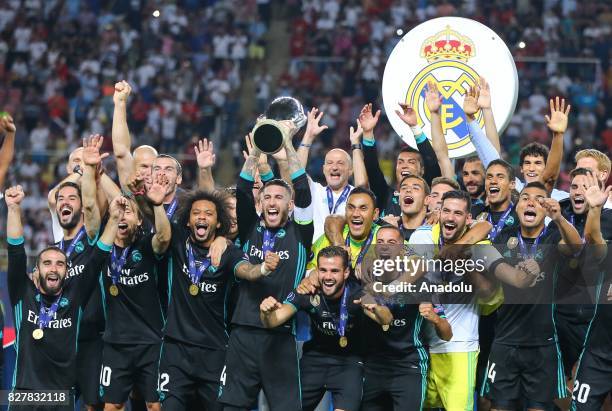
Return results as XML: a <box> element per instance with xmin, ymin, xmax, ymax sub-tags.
<box><xmin>482</xmin><ymin>182</ymin><xmax>583</xmax><ymax>411</ymax></box>
<box><xmin>386</xmin><ymin>175</ymin><xmax>429</xmax><ymax>241</ymax></box>
<box><xmin>154</xmin><ymin>187</ymin><xmax>251</xmax><ymax>411</ymax></box>
<box><xmin>54</xmin><ymin>135</ymin><xmax>112</xmax><ymax>411</ymax></box>
<box><xmin>462</xmin><ymin>155</ymin><xmax>486</xmax><ymax>207</ymax></box>
<box><xmin>574</xmin><ymin>149</ymin><xmax>612</xmax><ymax>208</ymax></box>
<box><xmin>426</xmin><ymin>177</ymin><xmax>461</xmax><ymax>214</ymax></box>
<box><xmin>570</xmin><ymin>177</ymin><xmax>612</xmax><ymax>410</ymax></box>
<box><xmin>218</xmin><ymin>130</ymin><xmax>313</xmax><ymax>411</ymax></box>
<box><xmin>259</xmin><ymin>246</ymin><xmax>392</xmax><ymax>411</ymax></box>
<box><xmin>0</xmin><ymin>112</ymin><xmax>15</xmax><ymax>194</ymax></box>
<box><xmin>96</xmin><ymin>175</ymin><xmax>172</xmax><ymax>411</ymax></box>
<box><xmin>409</xmin><ymin>190</ymin><xmax>500</xmax><ymax>411</ymax></box>
<box><xmin>360</xmin><ymin>225</ymin><xmax>452</xmax><ymax>411</ymax></box>
<box><xmin>473</xmin><ymin>159</ymin><xmax>519</xmax><ymax>242</ymax></box>
<box><xmin>555</xmin><ymin>169</ymin><xmax>612</xmax><ymax>386</ymax></box>
<box><xmin>296</xmin><ymin>107</ymin><xmax>369</xmax><ymax>239</ymax></box>
<box><xmin>5</xmin><ymin>186</ymin><xmax>122</xmax><ymax>411</ymax></box>
<box><xmin>466</xmin><ymin>91</ymin><xmax>571</xmax><ymax>201</ymax></box>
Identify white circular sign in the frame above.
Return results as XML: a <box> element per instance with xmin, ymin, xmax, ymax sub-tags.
<box><xmin>382</xmin><ymin>17</ymin><xmax>519</xmax><ymax>158</ymax></box>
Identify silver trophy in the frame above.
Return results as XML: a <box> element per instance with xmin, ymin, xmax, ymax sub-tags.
<box><xmin>252</xmin><ymin>96</ymin><xmax>307</xmax><ymax>154</ymax></box>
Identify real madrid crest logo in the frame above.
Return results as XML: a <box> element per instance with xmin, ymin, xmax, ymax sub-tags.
<box><xmin>75</xmin><ymin>241</ymin><xmax>85</xmax><ymax>253</ymax></box>
<box><xmin>505</xmin><ymin>216</ymin><xmax>515</xmax><ymax>226</ymax></box>
<box><xmin>131</xmin><ymin>250</ymin><xmax>142</xmax><ymax>263</ymax></box>
<box><xmin>277</xmin><ymin>229</ymin><xmax>286</xmax><ymax>239</ymax></box>
<box><xmin>382</xmin><ymin>17</ymin><xmax>518</xmax><ymax>158</ymax></box>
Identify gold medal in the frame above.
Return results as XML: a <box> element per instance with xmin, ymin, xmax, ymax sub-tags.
<box><xmin>382</xmin><ymin>324</ymin><xmax>390</xmax><ymax>332</ymax></box>
<box><xmin>32</xmin><ymin>328</ymin><xmax>44</xmax><ymax>340</ymax></box>
<box><xmin>477</xmin><ymin>212</ymin><xmax>488</xmax><ymax>222</ymax></box>
<box><xmin>189</xmin><ymin>284</ymin><xmax>199</xmax><ymax>296</ymax></box>
<box><xmin>109</xmin><ymin>284</ymin><xmax>119</xmax><ymax>296</ymax></box>
<box><xmin>507</xmin><ymin>237</ymin><xmax>518</xmax><ymax>250</ymax></box>
<box><xmin>339</xmin><ymin>336</ymin><xmax>348</xmax><ymax>348</ymax></box>
<box><xmin>569</xmin><ymin>259</ymin><xmax>578</xmax><ymax>269</ymax></box>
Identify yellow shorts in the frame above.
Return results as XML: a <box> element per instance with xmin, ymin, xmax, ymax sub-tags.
<box><xmin>425</xmin><ymin>351</ymin><xmax>479</xmax><ymax>411</ymax></box>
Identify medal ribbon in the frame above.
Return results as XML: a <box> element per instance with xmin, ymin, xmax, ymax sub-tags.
<box><xmin>569</xmin><ymin>214</ymin><xmax>586</xmax><ymax>243</ymax></box>
<box><xmin>187</xmin><ymin>243</ymin><xmax>211</xmax><ymax>285</ymax></box>
<box><xmin>59</xmin><ymin>226</ymin><xmax>86</xmax><ymax>257</ymax></box>
<box><xmin>517</xmin><ymin>226</ymin><xmax>548</xmax><ymax>258</ymax></box>
<box><xmin>326</xmin><ymin>186</ymin><xmax>351</xmax><ymax>214</ymax></box>
<box><xmin>262</xmin><ymin>228</ymin><xmax>278</xmax><ymax>255</ymax></box>
<box><xmin>345</xmin><ymin>229</ymin><xmax>374</xmax><ymax>266</ymax></box>
<box><xmin>166</xmin><ymin>198</ymin><xmax>178</xmax><ymax>219</ymax></box>
<box><xmin>110</xmin><ymin>245</ymin><xmax>131</xmax><ymax>286</ymax></box>
<box><xmin>488</xmin><ymin>203</ymin><xmax>514</xmax><ymax>241</ymax></box>
<box><xmin>36</xmin><ymin>292</ymin><xmax>62</xmax><ymax>330</ymax></box>
<box><xmin>321</xmin><ymin>283</ymin><xmax>350</xmax><ymax>338</ymax></box>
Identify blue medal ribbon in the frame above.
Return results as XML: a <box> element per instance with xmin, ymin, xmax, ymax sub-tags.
<box><xmin>326</xmin><ymin>186</ymin><xmax>351</xmax><ymax>214</ymax></box>
<box><xmin>59</xmin><ymin>226</ymin><xmax>86</xmax><ymax>258</ymax></box>
<box><xmin>487</xmin><ymin>203</ymin><xmax>514</xmax><ymax>241</ymax></box>
<box><xmin>187</xmin><ymin>243</ymin><xmax>211</xmax><ymax>285</ymax></box>
<box><xmin>165</xmin><ymin>198</ymin><xmax>178</xmax><ymax>219</ymax></box>
<box><xmin>262</xmin><ymin>228</ymin><xmax>278</xmax><ymax>255</ymax></box>
<box><xmin>36</xmin><ymin>292</ymin><xmax>62</xmax><ymax>331</ymax></box>
<box><xmin>517</xmin><ymin>226</ymin><xmax>548</xmax><ymax>258</ymax></box>
<box><xmin>569</xmin><ymin>214</ymin><xmax>586</xmax><ymax>243</ymax></box>
<box><xmin>110</xmin><ymin>245</ymin><xmax>131</xmax><ymax>286</ymax></box>
<box><xmin>345</xmin><ymin>229</ymin><xmax>374</xmax><ymax>266</ymax></box>
<box><xmin>321</xmin><ymin>283</ymin><xmax>350</xmax><ymax>338</ymax></box>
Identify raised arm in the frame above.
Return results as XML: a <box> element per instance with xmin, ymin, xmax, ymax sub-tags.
<box><xmin>359</xmin><ymin>104</ymin><xmax>390</xmax><ymax>210</ymax></box>
<box><xmin>542</xmin><ymin>198</ymin><xmax>582</xmax><ymax>255</ymax></box>
<box><xmin>5</xmin><ymin>186</ymin><xmax>28</xmax><ymax>304</ymax></box>
<box><xmin>583</xmin><ymin>174</ymin><xmax>611</xmax><ymax>248</ymax></box>
<box><xmin>237</xmin><ymin>134</ymin><xmax>261</xmax><ymax>244</ymax></box>
<box><xmin>260</xmin><ymin>296</ymin><xmax>297</xmax><ymax>328</ymax></box>
<box><xmin>324</xmin><ymin>214</ymin><xmax>346</xmax><ymax>246</ymax></box>
<box><xmin>0</xmin><ymin>114</ymin><xmax>16</xmax><ymax>190</ymax></box>
<box><xmin>82</xmin><ymin>135</ymin><xmax>107</xmax><ymax>239</ymax></box>
<box><xmin>541</xmin><ymin>97</ymin><xmax>571</xmax><ymax>192</ymax></box>
<box><xmin>195</xmin><ymin>138</ymin><xmax>216</xmax><ymax>191</ymax></box>
<box><xmin>425</xmin><ymin>81</ymin><xmax>454</xmax><ymax>179</ymax></box>
<box><xmin>147</xmin><ymin>174</ymin><xmax>172</xmax><ymax>255</ymax></box>
<box><xmin>464</xmin><ymin>86</ymin><xmax>501</xmax><ymax>168</ymax></box>
<box><xmin>112</xmin><ymin>80</ymin><xmax>135</xmax><ymax>190</ymax></box>
<box><xmin>476</xmin><ymin>77</ymin><xmax>501</xmax><ymax>153</ymax></box>
<box><xmin>235</xmin><ymin>251</ymin><xmax>281</xmax><ymax>281</ymax></box>
<box><xmin>357</xmin><ymin>298</ymin><xmax>393</xmax><ymax>326</ymax></box>
<box><xmin>5</xmin><ymin>185</ymin><xmax>25</xmax><ymax>240</ymax></box>
<box><xmin>349</xmin><ymin>120</ymin><xmax>368</xmax><ymax>188</ymax></box>
<box><xmin>297</xmin><ymin>107</ymin><xmax>328</xmax><ymax>168</ymax></box>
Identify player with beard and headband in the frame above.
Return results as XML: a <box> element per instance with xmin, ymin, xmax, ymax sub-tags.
<box><xmin>96</xmin><ymin>174</ymin><xmax>171</xmax><ymax>411</ymax></box>
<box><xmin>554</xmin><ymin>169</ymin><xmax>612</xmax><ymax>391</ymax></box>
<box><xmin>55</xmin><ymin>135</ymin><xmax>116</xmax><ymax>411</ymax></box>
<box><xmin>295</xmin><ymin>106</ymin><xmax>369</xmax><ymax>239</ymax></box>
<box><xmin>154</xmin><ymin>188</ymin><xmax>251</xmax><ymax>411</ymax></box>
<box><xmin>570</xmin><ymin>176</ymin><xmax>612</xmax><ymax>410</ymax></box>
<box><xmin>465</xmin><ymin>87</ymin><xmax>571</xmax><ymax>202</ymax></box>
<box><xmin>481</xmin><ymin>182</ymin><xmax>583</xmax><ymax>411</ymax></box>
<box><xmin>218</xmin><ymin>127</ymin><xmax>314</xmax><ymax>411</ymax></box>
<box><xmin>462</xmin><ymin>155</ymin><xmax>486</xmax><ymax>209</ymax></box>
<box><xmin>358</xmin><ymin>225</ymin><xmax>452</xmax><ymax>411</ymax></box>
<box><xmin>408</xmin><ymin>190</ymin><xmax>503</xmax><ymax>411</ymax></box>
<box><xmin>111</xmin><ymin>80</ymin><xmax>158</xmax><ymax>191</ymax></box>
<box><xmin>474</xmin><ymin>159</ymin><xmax>520</xmax><ymax>243</ymax></box>
<box><xmin>5</xmin><ymin>186</ymin><xmax>123</xmax><ymax>411</ymax></box>
<box><xmin>259</xmin><ymin>246</ymin><xmax>393</xmax><ymax>411</ymax></box>
<box><xmin>360</xmin><ymin>82</ymin><xmax>454</xmax><ymax>217</ymax></box>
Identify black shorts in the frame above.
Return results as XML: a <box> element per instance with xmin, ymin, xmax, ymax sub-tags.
<box><xmin>98</xmin><ymin>342</ymin><xmax>161</xmax><ymax>404</ymax></box>
<box><xmin>361</xmin><ymin>354</ymin><xmax>427</xmax><ymax>411</ymax></box>
<box><xmin>76</xmin><ymin>336</ymin><xmax>104</xmax><ymax>406</ymax></box>
<box><xmin>571</xmin><ymin>349</ymin><xmax>612</xmax><ymax>411</ymax></box>
<box><xmin>555</xmin><ymin>308</ymin><xmax>592</xmax><ymax>377</ymax></box>
<box><xmin>157</xmin><ymin>338</ymin><xmax>226</xmax><ymax>411</ymax></box>
<box><xmin>300</xmin><ymin>351</ymin><xmax>363</xmax><ymax>411</ymax></box>
<box><xmin>218</xmin><ymin>326</ymin><xmax>301</xmax><ymax>411</ymax></box>
<box><xmin>482</xmin><ymin>342</ymin><xmax>567</xmax><ymax>408</ymax></box>
<box><xmin>476</xmin><ymin>312</ymin><xmax>497</xmax><ymax>394</ymax></box>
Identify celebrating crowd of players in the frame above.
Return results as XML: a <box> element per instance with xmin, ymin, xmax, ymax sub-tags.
<box><xmin>1</xmin><ymin>77</ymin><xmax>611</xmax><ymax>411</ymax></box>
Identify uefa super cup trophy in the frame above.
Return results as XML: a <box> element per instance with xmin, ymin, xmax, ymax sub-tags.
<box><xmin>251</xmin><ymin>96</ymin><xmax>307</xmax><ymax>154</ymax></box>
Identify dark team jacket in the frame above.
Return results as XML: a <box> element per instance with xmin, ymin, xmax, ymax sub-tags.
<box><xmin>285</xmin><ymin>284</ymin><xmax>365</xmax><ymax>357</ymax></box>
<box><xmin>233</xmin><ymin>169</ymin><xmax>314</xmax><ymax>334</ymax></box>
<box><xmin>7</xmin><ymin>237</ymin><xmax>110</xmax><ymax>390</ymax></box>
<box><xmin>99</xmin><ymin>232</ymin><xmax>164</xmax><ymax>345</ymax></box>
<box><xmin>56</xmin><ymin>229</ymin><xmax>105</xmax><ymax>341</ymax></box>
<box><xmin>163</xmin><ymin>223</ymin><xmax>244</xmax><ymax>349</ymax></box>
<box><xmin>363</xmin><ymin>138</ymin><xmax>441</xmax><ymax>217</ymax></box>
<box><xmin>489</xmin><ymin>225</ymin><xmax>564</xmax><ymax>346</ymax></box>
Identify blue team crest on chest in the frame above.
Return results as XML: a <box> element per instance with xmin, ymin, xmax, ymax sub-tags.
<box><xmin>75</xmin><ymin>241</ymin><xmax>85</xmax><ymax>254</ymax></box>
<box><xmin>131</xmin><ymin>250</ymin><xmax>142</xmax><ymax>263</ymax></box>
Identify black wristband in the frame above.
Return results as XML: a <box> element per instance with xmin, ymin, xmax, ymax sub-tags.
<box><xmin>351</xmin><ymin>143</ymin><xmax>363</xmax><ymax>151</ymax></box>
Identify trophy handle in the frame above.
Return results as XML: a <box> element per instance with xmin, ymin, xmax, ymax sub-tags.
<box><xmin>251</xmin><ymin>119</ymin><xmax>293</xmax><ymax>154</ymax></box>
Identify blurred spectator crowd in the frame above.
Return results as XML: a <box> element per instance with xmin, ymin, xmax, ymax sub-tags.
<box><xmin>0</xmin><ymin>0</ymin><xmax>611</xmax><ymax>254</ymax></box>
